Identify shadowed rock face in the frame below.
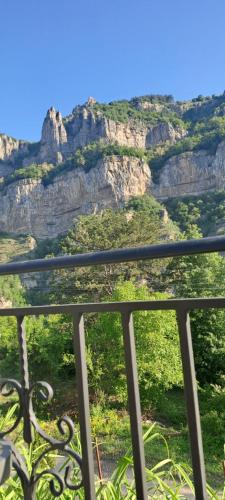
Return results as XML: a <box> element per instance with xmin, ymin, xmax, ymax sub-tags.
<box><xmin>0</xmin><ymin>156</ymin><xmax>150</xmax><ymax>239</ymax></box>
<box><xmin>152</xmin><ymin>141</ymin><xmax>225</xmax><ymax>199</ymax></box>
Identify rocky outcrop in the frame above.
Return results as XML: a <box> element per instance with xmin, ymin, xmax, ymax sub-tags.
<box><xmin>152</xmin><ymin>141</ymin><xmax>225</xmax><ymax>199</ymax></box>
<box><xmin>0</xmin><ymin>101</ymin><xmax>186</xmax><ymax>167</ymax></box>
<box><xmin>0</xmin><ymin>134</ymin><xmax>28</xmax><ymax>166</ymax></box>
<box><xmin>40</xmin><ymin>107</ymin><xmax>67</xmax><ymax>163</ymax></box>
<box><xmin>146</xmin><ymin>122</ymin><xmax>186</xmax><ymax>147</ymax></box>
<box><xmin>3</xmin><ymin>96</ymin><xmax>225</xmax><ymax>242</ymax></box>
<box><xmin>64</xmin><ymin>108</ymin><xmax>186</xmax><ymax>153</ymax></box>
<box><xmin>2</xmin><ymin>138</ymin><xmax>225</xmax><ymax>240</ymax></box>
<box><xmin>0</xmin><ymin>156</ymin><xmax>150</xmax><ymax>239</ymax></box>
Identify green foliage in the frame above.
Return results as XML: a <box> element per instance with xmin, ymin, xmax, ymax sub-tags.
<box><xmin>156</xmin><ymin>388</ymin><xmax>225</xmax><ymax>487</ymax></box>
<box><xmin>149</xmin><ymin>115</ymin><xmax>225</xmax><ymax>182</ymax></box>
<box><xmin>0</xmin><ymin>314</ymin><xmax>74</xmax><ymax>381</ymax></box>
<box><xmin>87</xmin><ymin>281</ymin><xmax>182</xmax><ymax>406</ymax></box>
<box><xmin>4</xmin><ymin>95</ymin><xmax>225</xmax><ymax>188</ymax></box>
<box><xmin>163</xmin><ymin>227</ymin><xmax>225</xmax><ymax>385</ymax></box>
<box><xmin>0</xmin><ymin>274</ymin><xmax>25</xmax><ymax>305</ymax></box>
<box><xmin>2</xmin><ymin>162</ymin><xmax>54</xmax><ymax>188</ymax></box>
<box><xmin>51</xmin><ymin>204</ymin><xmax>174</xmax><ymax>302</ymax></box>
<box><xmin>184</xmin><ymin>92</ymin><xmax>225</xmax><ymax>122</ymax></box>
<box><xmin>0</xmin><ymin>405</ymin><xmax>222</xmax><ymax>498</ymax></box>
<box><xmin>130</xmin><ymin>94</ymin><xmax>175</xmax><ymax>104</ymax></box>
<box><xmin>92</xmin><ymin>97</ymin><xmax>184</xmax><ymax>128</ymax></box>
<box><xmin>125</xmin><ymin>193</ymin><xmax>164</xmax><ymax>215</ymax></box>
<box><xmin>42</xmin><ymin>142</ymin><xmax>148</xmax><ymax>185</ymax></box>
<box><xmin>165</xmin><ymin>190</ymin><xmax>225</xmax><ymax>236</ymax></box>
<box><xmin>31</xmin><ymin>237</ymin><xmax>62</xmax><ymax>259</ymax></box>
<box><xmin>1</xmin><ymin>142</ymin><xmax>149</xmax><ymax>188</ymax></box>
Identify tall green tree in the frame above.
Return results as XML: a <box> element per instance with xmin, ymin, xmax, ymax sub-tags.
<box><xmin>51</xmin><ymin>204</ymin><xmax>176</xmax><ymax>303</ymax></box>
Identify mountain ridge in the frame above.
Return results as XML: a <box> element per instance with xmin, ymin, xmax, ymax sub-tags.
<box><xmin>1</xmin><ymin>92</ymin><xmax>225</xmax><ymax>239</ymax></box>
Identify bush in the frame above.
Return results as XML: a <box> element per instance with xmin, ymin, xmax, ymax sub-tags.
<box><xmin>87</xmin><ymin>281</ymin><xmax>182</xmax><ymax>407</ymax></box>
<box><xmin>93</xmin><ymin>97</ymin><xmax>184</xmax><ymax>128</ymax></box>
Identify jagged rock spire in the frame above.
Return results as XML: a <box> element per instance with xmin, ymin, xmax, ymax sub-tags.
<box><xmin>41</xmin><ymin>107</ymin><xmax>67</xmax><ymax>146</ymax></box>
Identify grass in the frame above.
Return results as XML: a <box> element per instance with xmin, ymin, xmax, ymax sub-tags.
<box><xmin>3</xmin><ymin>384</ymin><xmax>223</xmax><ymax>488</ymax></box>
<box><xmin>0</xmin><ymin>233</ymin><xmax>36</xmax><ymax>263</ymax></box>
<box><xmin>0</xmin><ymin>388</ymin><xmax>224</xmax><ymax>497</ymax></box>
<box><xmin>89</xmin><ymin>389</ymin><xmax>225</xmax><ymax>490</ymax></box>
<box><xmin>0</xmin><ymin>404</ymin><xmax>209</xmax><ymax>498</ymax></box>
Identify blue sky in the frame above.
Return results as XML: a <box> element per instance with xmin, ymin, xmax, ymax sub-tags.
<box><xmin>1</xmin><ymin>0</ymin><xmax>225</xmax><ymax>141</ymax></box>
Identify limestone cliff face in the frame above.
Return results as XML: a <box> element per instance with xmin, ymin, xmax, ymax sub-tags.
<box><xmin>2</xmin><ymin>139</ymin><xmax>225</xmax><ymax>239</ymax></box>
<box><xmin>3</xmin><ymin>96</ymin><xmax>225</xmax><ymax>242</ymax></box>
<box><xmin>0</xmin><ymin>156</ymin><xmax>150</xmax><ymax>239</ymax></box>
<box><xmin>35</xmin><ymin>106</ymin><xmax>185</xmax><ymax>163</ymax></box>
<box><xmin>63</xmin><ymin>107</ymin><xmax>186</xmax><ymax>154</ymax></box>
<box><xmin>40</xmin><ymin>107</ymin><xmax>67</xmax><ymax>163</ymax></box>
<box><xmin>0</xmin><ymin>134</ymin><xmax>28</xmax><ymax>165</ymax></box>
<box><xmin>146</xmin><ymin>122</ymin><xmax>185</xmax><ymax>147</ymax></box>
<box><xmin>152</xmin><ymin>141</ymin><xmax>225</xmax><ymax>199</ymax></box>
<box><xmin>1</xmin><ymin>99</ymin><xmax>187</xmax><ymax>168</ymax></box>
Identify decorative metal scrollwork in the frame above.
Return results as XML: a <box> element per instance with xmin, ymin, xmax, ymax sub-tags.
<box><xmin>0</xmin><ymin>316</ymin><xmax>83</xmax><ymax>499</ymax></box>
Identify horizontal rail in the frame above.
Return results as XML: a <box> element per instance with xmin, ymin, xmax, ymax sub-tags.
<box><xmin>0</xmin><ymin>235</ymin><xmax>225</xmax><ymax>275</ymax></box>
<box><xmin>1</xmin><ymin>296</ymin><xmax>225</xmax><ymax>316</ymax></box>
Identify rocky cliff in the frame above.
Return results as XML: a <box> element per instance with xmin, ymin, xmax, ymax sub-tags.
<box><xmin>1</xmin><ymin>92</ymin><xmax>225</xmax><ymax>239</ymax></box>
<box><xmin>0</xmin><ymin>98</ymin><xmax>186</xmax><ymax>168</ymax></box>
<box><xmin>152</xmin><ymin>141</ymin><xmax>225</xmax><ymax>199</ymax></box>
<box><xmin>0</xmin><ymin>156</ymin><xmax>150</xmax><ymax>239</ymax></box>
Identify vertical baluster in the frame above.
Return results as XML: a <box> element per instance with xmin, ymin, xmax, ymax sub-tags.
<box><xmin>17</xmin><ymin>316</ymin><xmax>33</xmax><ymax>445</ymax></box>
<box><xmin>121</xmin><ymin>311</ymin><xmax>147</xmax><ymax>500</ymax></box>
<box><xmin>73</xmin><ymin>312</ymin><xmax>96</xmax><ymax>500</ymax></box>
<box><xmin>176</xmin><ymin>307</ymin><xmax>207</xmax><ymax>500</ymax></box>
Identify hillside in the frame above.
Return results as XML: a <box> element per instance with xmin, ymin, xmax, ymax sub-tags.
<box><xmin>1</xmin><ymin>93</ymin><xmax>225</xmax><ymax>239</ymax></box>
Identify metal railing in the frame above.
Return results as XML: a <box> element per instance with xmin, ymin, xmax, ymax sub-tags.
<box><xmin>0</xmin><ymin>235</ymin><xmax>225</xmax><ymax>500</ymax></box>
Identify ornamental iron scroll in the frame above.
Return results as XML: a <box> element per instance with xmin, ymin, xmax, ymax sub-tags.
<box><xmin>0</xmin><ymin>316</ymin><xmax>83</xmax><ymax>500</ymax></box>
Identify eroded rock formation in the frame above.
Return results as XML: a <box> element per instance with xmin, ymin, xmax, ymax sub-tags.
<box><xmin>0</xmin><ymin>156</ymin><xmax>150</xmax><ymax>239</ymax></box>
<box><xmin>152</xmin><ymin>141</ymin><xmax>225</xmax><ymax>199</ymax></box>
<box><xmin>0</xmin><ymin>101</ymin><xmax>186</xmax><ymax>167</ymax></box>
<box><xmin>1</xmin><ymin>95</ymin><xmax>225</xmax><ymax>240</ymax></box>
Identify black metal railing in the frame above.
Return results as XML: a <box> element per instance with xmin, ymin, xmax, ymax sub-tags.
<box><xmin>0</xmin><ymin>235</ymin><xmax>225</xmax><ymax>500</ymax></box>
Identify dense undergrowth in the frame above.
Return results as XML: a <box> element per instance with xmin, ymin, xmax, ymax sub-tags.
<box><xmin>0</xmin><ymin>403</ymin><xmax>223</xmax><ymax>499</ymax></box>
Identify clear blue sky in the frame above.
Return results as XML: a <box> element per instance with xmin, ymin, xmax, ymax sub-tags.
<box><xmin>1</xmin><ymin>0</ymin><xmax>225</xmax><ymax>141</ymax></box>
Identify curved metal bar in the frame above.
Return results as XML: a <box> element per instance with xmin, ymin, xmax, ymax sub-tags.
<box><xmin>32</xmin><ymin>445</ymin><xmax>83</xmax><ymax>495</ymax></box>
<box><xmin>35</xmin><ymin>468</ymin><xmax>65</xmax><ymax>497</ymax></box>
<box><xmin>30</xmin><ymin>412</ymin><xmax>76</xmax><ymax>448</ymax></box>
<box><xmin>0</xmin><ymin>379</ymin><xmax>23</xmax><ymax>437</ymax></box>
<box><xmin>10</xmin><ymin>442</ymin><xmax>30</xmax><ymax>488</ymax></box>
<box><xmin>0</xmin><ymin>377</ymin><xmax>83</xmax><ymax>496</ymax></box>
<box><xmin>29</xmin><ymin>381</ymin><xmax>54</xmax><ymax>404</ymax></box>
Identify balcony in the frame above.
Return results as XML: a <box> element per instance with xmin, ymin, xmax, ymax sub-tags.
<box><xmin>0</xmin><ymin>235</ymin><xmax>224</xmax><ymax>499</ymax></box>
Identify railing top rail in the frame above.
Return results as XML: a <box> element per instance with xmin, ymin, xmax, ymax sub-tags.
<box><xmin>1</xmin><ymin>235</ymin><xmax>225</xmax><ymax>276</ymax></box>
<box><xmin>1</xmin><ymin>296</ymin><xmax>225</xmax><ymax>316</ymax></box>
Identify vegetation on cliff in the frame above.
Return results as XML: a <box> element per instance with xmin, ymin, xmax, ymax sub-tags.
<box><xmin>92</xmin><ymin>97</ymin><xmax>185</xmax><ymax>128</ymax></box>
<box><xmin>165</xmin><ymin>190</ymin><xmax>225</xmax><ymax>235</ymax></box>
<box><xmin>2</xmin><ymin>92</ymin><xmax>225</xmax><ymax>193</ymax></box>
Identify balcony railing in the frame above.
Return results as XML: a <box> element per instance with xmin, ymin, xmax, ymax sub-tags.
<box><xmin>0</xmin><ymin>235</ymin><xmax>225</xmax><ymax>500</ymax></box>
